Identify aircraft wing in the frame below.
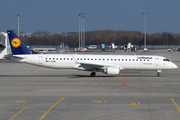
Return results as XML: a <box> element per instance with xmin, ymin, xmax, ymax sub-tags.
<box><xmin>72</xmin><ymin>55</ymin><xmax>124</xmax><ymax>71</ymax></box>
<box><xmin>79</xmin><ymin>62</ymin><xmax>124</xmax><ymax>71</ymax></box>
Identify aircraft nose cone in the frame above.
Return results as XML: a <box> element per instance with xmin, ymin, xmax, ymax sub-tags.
<box><xmin>172</xmin><ymin>63</ymin><xmax>178</xmax><ymax>69</ymax></box>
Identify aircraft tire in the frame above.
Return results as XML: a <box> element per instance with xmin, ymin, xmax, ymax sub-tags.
<box><xmin>157</xmin><ymin>73</ymin><xmax>160</xmax><ymax>77</ymax></box>
<box><xmin>90</xmin><ymin>72</ymin><xmax>96</xmax><ymax>77</ymax></box>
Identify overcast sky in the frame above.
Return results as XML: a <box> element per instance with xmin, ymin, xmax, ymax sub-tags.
<box><xmin>0</xmin><ymin>0</ymin><xmax>180</xmax><ymax>34</ymax></box>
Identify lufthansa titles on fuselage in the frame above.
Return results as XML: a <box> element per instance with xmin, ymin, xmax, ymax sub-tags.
<box><xmin>137</xmin><ymin>57</ymin><xmax>152</xmax><ymax>59</ymax></box>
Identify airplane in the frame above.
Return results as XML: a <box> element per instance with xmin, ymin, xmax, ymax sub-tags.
<box><xmin>5</xmin><ymin>30</ymin><xmax>178</xmax><ymax>77</ymax></box>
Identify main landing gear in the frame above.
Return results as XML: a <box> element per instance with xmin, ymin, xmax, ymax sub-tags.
<box><xmin>90</xmin><ymin>72</ymin><xmax>96</xmax><ymax>77</ymax></box>
<box><xmin>157</xmin><ymin>70</ymin><xmax>162</xmax><ymax>77</ymax></box>
<box><xmin>157</xmin><ymin>72</ymin><xmax>160</xmax><ymax>77</ymax></box>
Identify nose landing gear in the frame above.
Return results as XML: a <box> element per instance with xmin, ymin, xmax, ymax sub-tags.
<box><xmin>157</xmin><ymin>70</ymin><xmax>162</xmax><ymax>77</ymax></box>
<box><xmin>90</xmin><ymin>72</ymin><xmax>96</xmax><ymax>77</ymax></box>
<box><xmin>157</xmin><ymin>72</ymin><xmax>160</xmax><ymax>77</ymax></box>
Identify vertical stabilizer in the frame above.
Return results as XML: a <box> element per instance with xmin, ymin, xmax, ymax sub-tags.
<box><xmin>7</xmin><ymin>30</ymin><xmax>38</xmax><ymax>55</ymax></box>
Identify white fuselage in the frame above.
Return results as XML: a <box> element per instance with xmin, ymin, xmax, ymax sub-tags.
<box><xmin>12</xmin><ymin>54</ymin><xmax>177</xmax><ymax>72</ymax></box>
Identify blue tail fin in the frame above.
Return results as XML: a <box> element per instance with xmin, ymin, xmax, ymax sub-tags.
<box><xmin>7</xmin><ymin>30</ymin><xmax>38</xmax><ymax>55</ymax></box>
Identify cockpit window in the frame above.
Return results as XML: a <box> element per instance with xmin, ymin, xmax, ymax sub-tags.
<box><xmin>163</xmin><ymin>59</ymin><xmax>170</xmax><ymax>61</ymax></box>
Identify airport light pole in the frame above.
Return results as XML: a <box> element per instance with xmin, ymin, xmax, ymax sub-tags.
<box><xmin>17</xmin><ymin>13</ymin><xmax>20</xmax><ymax>37</ymax></box>
<box><xmin>167</xmin><ymin>34</ymin><xmax>168</xmax><ymax>46</ymax></box>
<box><xmin>81</xmin><ymin>15</ymin><xmax>83</xmax><ymax>47</ymax></box>
<box><xmin>78</xmin><ymin>13</ymin><xmax>85</xmax><ymax>48</ymax></box>
<box><xmin>79</xmin><ymin>14</ymin><xmax>80</xmax><ymax>48</ymax></box>
<box><xmin>83</xmin><ymin>16</ymin><xmax>85</xmax><ymax>47</ymax></box>
<box><xmin>142</xmin><ymin>12</ymin><xmax>148</xmax><ymax>51</ymax></box>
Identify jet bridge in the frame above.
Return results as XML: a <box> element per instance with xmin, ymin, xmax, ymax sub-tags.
<box><xmin>0</xmin><ymin>32</ymin><xmax>11</xmax><ymax>59</ymax></box>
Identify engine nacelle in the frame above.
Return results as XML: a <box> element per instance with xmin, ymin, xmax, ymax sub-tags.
<box><xmin>104</xmin><ymin>67</ymin><xmax>120</xmax><ymax>75</ymax></box>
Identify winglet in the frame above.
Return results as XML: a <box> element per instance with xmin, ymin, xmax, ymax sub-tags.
<box><xmin>7</xmin><ymin>30</ymin><xmax>38</xmax><ymax>55</ymax></box>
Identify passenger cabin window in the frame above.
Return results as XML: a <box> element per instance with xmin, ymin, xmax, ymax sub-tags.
<box><xmin>60</xmin><ymin>58</ymin><xmax>62</xmax><ymax>60</ymax></box>
<box><xmin>71</xmin><ymin>58</ymin><xmax>73</xmax><ymax>60</ymax></box>
<box><xmin>49</xmin><ymin>58</ymin><xmax>51</xmax><ymax>60</ymax></box>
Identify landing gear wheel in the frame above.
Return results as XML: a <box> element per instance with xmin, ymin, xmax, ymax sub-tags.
<box><xmin>90</xmin><ymin>72</ymin><xmax>96</xmax><ymax>77</ymax></box>
<box><xmin>157</xmin><ymin>70</ymin><xmax>162</xmax><ymax>77</ymax></box>
<box><xmin>157</xmin><ymin>72</ymin><xmax>160</xmax><ymax>77</ymax></box>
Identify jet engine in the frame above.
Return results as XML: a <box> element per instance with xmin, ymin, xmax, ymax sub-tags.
<box><xmin>104</xmin><ymin>67</ymin><xmax>120</xmax><ymax>75</ymax></box>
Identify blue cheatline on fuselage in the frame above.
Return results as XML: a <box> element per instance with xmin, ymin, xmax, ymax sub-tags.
<box><xmin>7</xmin><ymin>30</ymin><xmax>38</xmax><ymax>55</ymax></box>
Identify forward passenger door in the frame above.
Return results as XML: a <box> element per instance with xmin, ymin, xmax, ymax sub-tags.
<box><xmin>155</xmin><ymin>58</ymin><xmax>159</xmax><ymax>66</ymax></box>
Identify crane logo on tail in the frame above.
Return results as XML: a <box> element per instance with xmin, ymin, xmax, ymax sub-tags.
<box><xmin>11</xmin><ymin>38</ymin><xmax>21</xmax><ymax>48</ymax></box>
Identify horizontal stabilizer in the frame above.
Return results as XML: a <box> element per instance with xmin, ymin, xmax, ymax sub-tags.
<box><xmin>4</xmin><ymin>55</ymin><xmax>23</xmax><ymax>60</ymax></box>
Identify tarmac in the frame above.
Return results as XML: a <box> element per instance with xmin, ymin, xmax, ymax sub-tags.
<box><xmin>0</xmin><ymin>50</ymin><xmax>180</xmax><ymax>120</ymax></box>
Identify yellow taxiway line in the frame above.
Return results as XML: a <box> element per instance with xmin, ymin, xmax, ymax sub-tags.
<box><xmin>39</xmin><ymin>98</ymin><xmax>64</xmax><ymax>120</ymax></box>
<box><xmin>12</xmin><ymin>100</ymin><xmax>26</xmax><ymax>103</ymax></box>
<box><xmin>127</xmin><ymin>103</ymin><xmax>140</xmax><ymax>105</ymax></box>
<box><xmin>171</xmin><ymin>98</ymin><xmax>180</xmax><ymax>113</ymax></box>
<box><xmin>9</xmin><ymin>106</ymin><xmax>28</xmax><ymax>120</ymax></box>
<box><xmin>93</xmin><ymin>100</ymin><xmax>105</xmax><ymax>103</ymax></box>
<box><xmin>130</xmin><ymin>85</ymin><xmax>162</xmax><ymax>86</ymax></box>
<box><xmin>14</xmin><ymin>83</ymin><xmax>24</xmax><ymax>85</ymax></box>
